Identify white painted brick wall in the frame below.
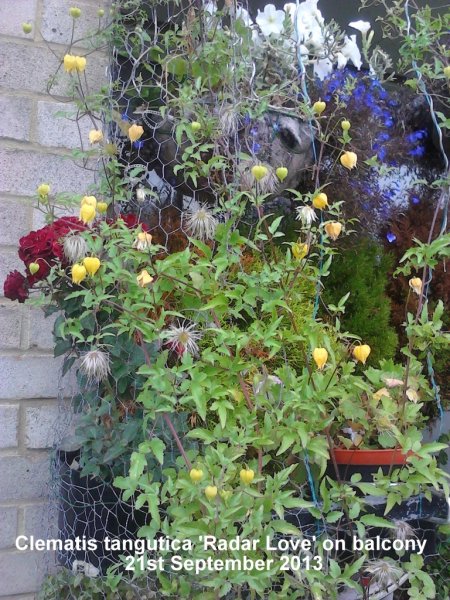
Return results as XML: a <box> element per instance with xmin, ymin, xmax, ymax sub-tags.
<box><xmin>0</xmin><ymin>0</ymin><xmax>107</xmax><ymax>596</ymax></box>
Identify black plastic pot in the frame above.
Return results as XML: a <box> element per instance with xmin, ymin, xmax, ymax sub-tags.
<box><xmin>57</xmin><ymin>449</ymin><xmax>149</xmax><ymax>574</ymax></box>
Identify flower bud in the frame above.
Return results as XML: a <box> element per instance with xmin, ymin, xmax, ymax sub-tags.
<box><xmin>22</xmin><ymin>22</ymin><xmax>33</xmax><ymax>34</ymax></box>
<box><xmin>98</xmin><ymin>8</ymin><xmax>105</xmax><ymax>17</ymax></box>
<box><xmin>313</xmin><ymin>100</ymin><xmax>326</xmax><ymax>115</ymax></box>
<box><xmin>251</xmin><ymin>164</ymin><xmax>268</xmax><ymax>181</ymax></box>
<box><xmin>128</xmin><ymin>124</ymin><xmax>144</xmax><ymax>142</ymax></box>
<box><xmin>71</xmin><ymin>263</ymin><xmax>87</xmax><ymax>284</ymax></box>
<box><xmin>341</xmin><ymin>120</ymin><xmax>351</xmax><ymax>131</ymax></box>
<box><xmin>352</xmin><ymin>344</ymin><xmax>371</xmax><ymax>365</ymax></box>
<box><xmin>79</xmin><ymin>203</ymin><xmax>96</xmax><ymax>224</ymax></box>
<box><xmin>69</xmin><ymin>7</ymin><xmax>82</xmax><ymax>18</ymax></box>
<box><xmin>83</xmin><ymin>256</ymin><xmax>101</xmax><ymax>276</ymax></box>
<box><xmin>276</xmin><ymin>167</ymin><xmax>288</xmax><ymax>182</ymax></box>
<box><xmin>204</xmin><ymin>485</ymin><xmax>218</xmax><ymax>500</ymax></box>
<box><xmin>409</xmin><ymin>277</ymin><xmax>422</xmax><ymax>295</ymax></box>
<box><xmin>191</xmin><ymin>121</ymin><xmax>201</xmax><ymax>132</ymax></box>
<box><xmin>97</xmin><ymin>202</ymin><xmax>108</xmax><ymax>214</ymax></box>
<box><xmin>29</xmin><ymin>262</ymin><xmax>40</xmax><ymax>275</ymax></box>
<box><xmin>312</xmin><ymin>192</ymin><xmax>328</xmax><ymax>210</ymax></box>
<box><xmin>240</xmin><ymin>468</ymin><xmax>255</xmax><ymax>485</ymax></box>
<box><xmin>443</xmin><ymin>65</ymin><xmax>450</xmax><ymax>78</ymax></box>
<box><xmin>37</xmin><ymin>183</ymin><xmax>50</xmax><ymax>198</ymax></box>
<box><xmin>189</xmin><ymin>468</ymin><xmax>203</xmax><ymax>483</ymax></box>
<box><xmin>324</xmin><ymin>221</ymin><xmax>342</xmax><ymax>241</ymax></box>
<box><xmin>340</xmin><ymin>151</ymin><xmax>357</xmax><ymax>170</ymax></box>
<box><xmin>312</xmin><ymin>347</ymin><xmax>328</xmax><ymax>370</ymax></box>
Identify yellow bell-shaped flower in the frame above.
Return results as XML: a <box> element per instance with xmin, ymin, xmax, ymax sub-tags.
<box><xmin>63</xmin><ymin>54</ymin><xmax>77</xmax><ymax>73</ymax></box>
<box><xmin>409</xmin><ymin>277</ymin><xmax>422</xmax><ymax>295</ymax></box>
<box><xmin>276</xmin><ymin>167</ymin><xmax>288</xmax><ymax>182</ymax></box>
<box><xmin>312</xmin><ymin>192</ymin><xmax>328</xmax><ymax>210</ymax></box>
<box><xmin>128</xmin><ymin>124</ymin><xmax>144</xmax><ymax>142</ymax></box>
<box><xmin>352</xmin><ymin>344</ymin><xmax>371</xmax><ymax>365</ymax></box>
<box><xmin>189</xmin><ymin>468</ymin><xmax>203</xmax><ymax>483</ymax></box>
<box><xmin>292</xmin><ymin>242</ymin><xmax>308</xmax><ymax>260</ymax></box>
<box><xmin>313</xmin><ymin>100</ymin><xmax>326</xmax><ymax>115</ymax></box>
<box><xmin>71</xmin><ymin>263</ymin><xmax>87</xmax><ymax>284</ymax></box>
<box><xmin>89</xmin><ymin>129</ymin><xmax>103</xmax><ymax>144</ymax></box>
<box><xmin>75</xmin><ymin>56</ymin><xmax>86</xmax><ymax>73</ymax></box>
<box><xmin>324</xmin><ymin>221</ymin><xmax>342</xmax><ymax>241</ymax></box>
<box><xmin>96</xmin><ymin>202</ymin><xmax>108</xmax><ymax>214</ymax></box>
<box><xmin>83</xmin><ymin>257</ymin><xmax>101</xmax><ymax>276</ymax></box>
<box><xmin>79</xmin><ymin>203</ymin><xmax>96</xmax><ymax>224</ymax></box>
<box><xmin>312</xmin><ymin>347</ymin><xmax>328</xmax><ymax>370</ymax></box>
<box><xmin>204</xmin><ymin>485</ymin><xmax>218</xmax><ymax>500</ymax></box>
<box><xmin>251</xmin><ymin>165</ymin><xmax>268</xmax><ymax>181</ymax></box>
<box><xmin>136</xmin><ymin>269</ymin><xmax>153</xmax><ymax>287</ymax></box>
<box><xmin>240</xmin><ymin>469</ymin><xmax>255</xmax><ymax>485</ymax></box>
<box><xmin>340</xmin><ymin>151</ymin><xmax>358</xmax><ymax>170</ymax></box>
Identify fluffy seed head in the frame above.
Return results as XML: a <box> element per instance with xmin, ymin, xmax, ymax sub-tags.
<box><xmin>80</xmin><ymin>349</ymin><xmax>111</xmax><ymax>383</ymax></box>
<box><xmin>185</xmin><ymin>204</ymin><xmax>217</xmax><ymax>241</ymax></box>
<box><xmin>63</xmin><ymin>234</ymin><xmax>88</xmax><ymax>263</ymax></box>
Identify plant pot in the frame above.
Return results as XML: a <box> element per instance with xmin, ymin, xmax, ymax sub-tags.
<box><xmin>326</xmin><ymin>447</ymin><xmax>412</xmax><ymax>482</ymax></box>
<box><xmin>57</xmin><ymin>449</ymin><xmax>149</xmax><ymax>575</ymax></box>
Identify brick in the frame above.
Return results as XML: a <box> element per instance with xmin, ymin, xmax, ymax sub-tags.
<box><xmin>36</xmin><ymin>101</ymin><xmax>93</xmax><ymax>149</ymax></box>
<box><xmin>0</xmin><ymin>41</ymin><xmax>107</xmax><ymax>96</ymax></box>
<box><xmin>29</xmin><ymin>309</ymin><xmax>57</xmax><ymax>351</ymax></box>
<box><xmin>0</xmin><ymin>198</ymin><xmax>32</xmax><ymax>246</ymax></box>
<box><xmin>0</xmin><ymin>404</ymin><xmax>19</xmax><ymax>448</ymax></box>
<box><xmin>25</xmin><ymin>403</ymin><xmax>59</xmax><ymax>449</ymax></box>
<box><xmin>0</xmin><ymin>248</ymin><xmax>23</xmax><ymax>290</ymax></box>
<box><xmin>23</xmin><ymin>503</ymin><xmax>57</xmax><ymax>541</ymax></box>
<box><xmin>0</xmin><ymin>304</ymin><xmax>23</xmax><ymax>349</ymax></box>
<box><xmin>0</xmin><ymin>455</ymin><xmax>50</xmax><ymax>502</ymax></box>
<box><xmin>41</xmin><ymin>0</ymin><xmax>105</xmax><ymax>46</ymax></box>
<box><xmin>0</xmin><ymin>355</ymin><xmax>76</xmax><ymax>400</ymax></box>
<box><xmin>0</xmin><ymin>148</ymin><xmax>97</xmax><ymax>197</ymax></box>
<box><xmin>0</xmin><ymin>507</ymin><xmax>18</xmax><ymax>550</ymax></box>
<box><xmin>0</xmin><ymin>0</ymin><xmax>38</xmax><ymax>38</ymax></box>
<box><xmin>0</xmin><ymin>96</ymin><xmax>33</xmax><ymax>142</ymax></box>
<box><xmin>0</xmin><ymin>551</ymin><xmax>48</xmax><ymax>595</ymax></box>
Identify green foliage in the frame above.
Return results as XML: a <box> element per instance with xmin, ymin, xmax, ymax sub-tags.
<box><xmin>324</xmin><ymin>237</ymin><xmax>398</xmax><ymax>365</ymax></box>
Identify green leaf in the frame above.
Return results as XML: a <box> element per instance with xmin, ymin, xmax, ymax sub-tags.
<box><xmin>149</xmin><ymin>437</ymin><xmax>166</xmax><ymax>464</ymax></box>
<box><xmin>360</xmin><ymin>514</ymin><xmax>395</xmax><ymax>529</ymax></box>
<box><xmin>271</xmin><ymin>520</ymin><xmax>302</xmax><ymax>536</ymax></box>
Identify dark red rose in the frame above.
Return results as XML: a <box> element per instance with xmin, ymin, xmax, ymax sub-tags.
<box><xmin>4</xmin><ymin>270</ymin><xmax>29</xmax><ymax>303</ymax></box>
<box><xmin>18</xmin><ymin>217</ymin><xmax>86</xmax><ymax>280</ymax></box>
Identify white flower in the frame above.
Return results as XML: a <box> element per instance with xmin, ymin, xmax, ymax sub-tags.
<box><xmin>164</xmin><ymin>321</ymin><xmax>201</xmax><ymax>356</ymax></box>
<box><xmin>296</xmin><ymin>205</ymin><xmax>317</xmax><ymax>226</ymax></box>
<box><xmin>185</xmin><ymin>204</ymin><xmax>217</xmax><ymax>241</ymax></box>
<box><xmin>336</xmin><ymin>52</ymin><xmax>348</xmax><ymax>69</ymax></box>
<box><xmin>63</xmin><ymin>234</ymin><xmax>87</xmax><ymax>263</ymax></box>
<box><xmin>236</xmin><ymin>5</ymin><xmax>252</xmax><ymax>27</ymax></box>
<box><xmin>364</xmin><ymin>559</ymin><xmax>404</xmax><ymax>590</ymax></box>
<box><xmin>80</xmin><ymin>349</ymin><xmax>111</xmax><ymax>383</ymax></box>
<box><xmin>341</xmin><ymin>34</ymin><xmax>362</xmax><ymax>69</ymax></box>
<box><xmin>313</xmin><ymin>57</ymin><xmax>333</xmax><ymax>79</ymax></box>
<box><xmin>256</xmin><ymin>4</ymin><xmax>285</xmax><ymax>37</ymax></box>
<box><xmin>349</xmin><ymin>20</ymin><xmax>371</xmax><ymax>34</ymax></box>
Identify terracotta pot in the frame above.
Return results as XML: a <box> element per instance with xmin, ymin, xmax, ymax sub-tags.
<box><xmin>326</xmin><ymin>447</ymin><xmax>412</xmax><ymax>482</ymax></box>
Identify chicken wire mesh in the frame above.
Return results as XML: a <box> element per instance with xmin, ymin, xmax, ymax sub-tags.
<box><xmin>36</xmin><ymin>1</ymin><xmax>449</xmax><ymax>599</ymax></box>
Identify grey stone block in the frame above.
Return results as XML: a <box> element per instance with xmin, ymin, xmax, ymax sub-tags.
<box><xmin>23</xmin><ymin>503</ymin><xmax>57</xmax><ymax>541</ymax></box>
<box><xmin>41</xmin><ymin>0</ymin><xmax>105</xmax><ymax>46</ymax></box>
<box><xmin>0</xmin><ymin>404</ymin><xmax>19</xmax><ymax>448</ymax></box>
<box><xmin>0</xmin><ymin>550</ymin><xmax>48</xmax><ymax>595</ymax></box>
<box><xmin>0</xmin><ymin>506</ymin><xmax>18</xmax><ymax>550</ymax></box>
<box><xmin>0</xmin><ymin>304</ymin><xmax>23</xmax><ymax>349</ymax></box>
<box><xmin>0</xmin><ymin>454</ymin><xmax>50</xmax><ymax>502</ymax></box>
<box><xmin>0</xmin><ymin>355</ymin><xmax>76</xmax><ymax>400</ymax></box>
<box><xmin>0</xmin><ymin>248</ymin><xmax>23</xmax><ymax>290</ymax></box>
<box><xmin>25</xmin><ymin>403</ymin><xmax>59</xmax><ymax>449</ymax></box>
<box><xmin>0</xmin><ymin>0</ymin><xmax>38</xmax><ymax>39</ymax></box>
<box><xmin>0</xmin><ymin>96</ymin><xmax>33</xmax><ymax>142</ymax></box>
<box><xmin>0</xmin><ymin>148</ymin><xmax>97</xmax><ymax>197</ymax></box>
<box><xmin>0</xmin><ymin>41</ymin><xmax>107</xmax><ymax>96</ymax></box>
<box><xmin>0</xmin><ymin>198</ymin><xmax>32</xmax><ymax>246</ymax></box>
<box><xmin>36</xmin><ymin>100</ymin><xmax>93</xmax><ymax>149</ymax></box>
<box><xmin>29</xmin><ymin>309</ymin><xmax>56</xmax><ymax>351</ymax></box>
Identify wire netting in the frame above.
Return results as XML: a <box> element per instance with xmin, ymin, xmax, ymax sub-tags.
<box><xmin>38</xmin><ymin>1</ymin><xmax>450</xmax><ymax>599</ymax></box>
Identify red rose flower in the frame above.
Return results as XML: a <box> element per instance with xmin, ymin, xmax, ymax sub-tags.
<box><xmin>4</xmin><ymin>270</ymin><xmax>29</xmax><ymax>303</ymax></box>
<box><xmin>18</xmin><ymin>217</ymin><xmax>86</xmax><ymax>280</ymax></box>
